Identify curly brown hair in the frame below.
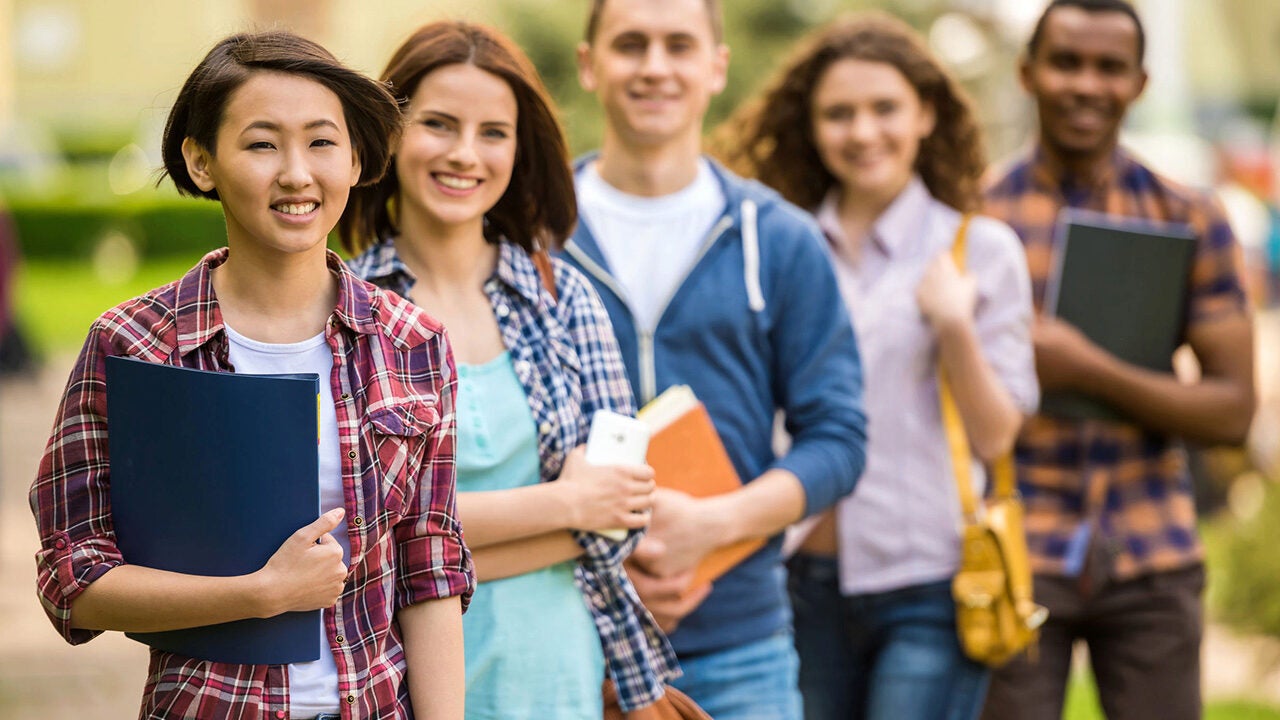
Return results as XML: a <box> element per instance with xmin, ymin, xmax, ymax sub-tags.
<box><xmin>710</xmin><ymin>11</ymin><xmax>985</xmax><ymax>213</ymax></box>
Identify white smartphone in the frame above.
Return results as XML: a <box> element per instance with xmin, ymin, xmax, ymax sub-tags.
<box><xmin>584</xmin><ymin>409</ymin><xmax>651</xmax><ymax>541</ymax></box>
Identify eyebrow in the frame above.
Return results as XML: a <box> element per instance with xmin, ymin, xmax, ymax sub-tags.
<box><xmin>240</xmin><ymin>119</ymin><xmax>341</xmax><ymax>134</ymax></box>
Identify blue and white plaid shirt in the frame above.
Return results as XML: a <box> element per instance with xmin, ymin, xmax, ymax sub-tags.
<box><xmin>349</xmin><ymin>238</ymin><xmax>679</xmax><ymax>710</ymax></box>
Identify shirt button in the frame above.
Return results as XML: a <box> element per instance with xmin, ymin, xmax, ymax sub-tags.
<box><xmin>352</xmin><ymin>516</ymin><xmax>364</xmax><ymax>527</ymax></box>
<box><xmin>335</xmin><ymin>634</ymin><xmax>345</xmax><ymax>644</ymax></box>
<box><xmin>347</xmin><ymin>450</ymin><xmax>357</xmax><ymax>459</ymax></box>
<box><xmin>538</xmin><ymin>421</ymin><xmax>552</xmax><ymax>435</ymax></box>
<box><xmin>346</xmin><ymin>694</ymin><xmax>356</xmax><ymax>704</ymax></box>
<box><xmin>496</xmin><ymin>304</ymin><xmax>510</xmax><ymax>318</ymax></box>
<box><xmin>54</xmin><ymin>538</ymin><xmax>67</xmax><ymax>550</ymax></box>
<box><xmin>275</xmin><ymin>711</ymin><xmax>286</xmax><ymax>719</ymax></box>
<box><xmin>340</xmin><ymin>392</ymin><xmax>351</xmax><ymax>401</ymax></box>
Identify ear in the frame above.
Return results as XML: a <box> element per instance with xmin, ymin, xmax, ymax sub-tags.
<box><xmin>1134</xmin><ymin>66</ymin><xmax>1149</xmax><ymax>100</ymax></box>
<box><xmin>1017</xmin><ymin>54</ymin><xmax>1034</xmax><ymax>95</ymax></box>
<box><xmin>181</xmin><ymin>137</ymin><xmax>216</xmax><ymax>193</ymax></box>
<box><xmin>349</xmin><ymin>147</ymin><xmax>363</xmax><ymax>188</ymax></box>
<box><xmin>576</xmin><ymin>41</ymin><xmax>597</xmax><ymax>92</ymax></box>
<box><xmin>708</xmin><ymin>43</ymin><xmax>730</xmax><ymax>95</ymax></box>
<box><xmin>919</xmin><ymin>100</ymin><xmax>937</xmax><ymax>139</ymax></box>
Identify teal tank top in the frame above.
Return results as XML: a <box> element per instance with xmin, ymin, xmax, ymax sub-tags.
<box><xmin>456</xmin><ymin>352</ymin><xmax>605</xmax><ymax>720</ymax></box>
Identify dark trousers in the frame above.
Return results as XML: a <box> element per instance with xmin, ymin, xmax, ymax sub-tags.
<box><xmin>980</xmin><ymin>563</ymin><xmax>1205</xmax><ymax>720</ymax></box>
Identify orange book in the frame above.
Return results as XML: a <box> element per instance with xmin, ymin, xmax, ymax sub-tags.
<box><xmin>638</xmin><ymin>386</ymin><xmax>765</xmax><ymax>590</ymax></box>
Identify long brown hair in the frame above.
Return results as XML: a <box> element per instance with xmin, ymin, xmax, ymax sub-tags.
<box><xmin>711</xmin><ymin>11</ymin><xmax>985</xmax><ymax>212</ymax></box>
<box><xmin>338</xmin><ymin>21</ymin><xmax>575</xmax><ymax>255</ymax></box>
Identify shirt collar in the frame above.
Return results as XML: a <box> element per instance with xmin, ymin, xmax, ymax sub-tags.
<box><xmin>1029</xmin><ymin>144</ymin><xmax>1132</xmax><ymax>202</ymax></box>
<box><xmin>174</xmin><ymin>247</ymin><xmax>376</xmax><ymax>358</ymax></box>
<box><xmin>815</xmin><ymin>175</ymin><xmax>930</xmax><ymax>260</ymax></box>
<box><xmin>493</xmin><ymin>240</ymin><xmax>550</xmax><ymax>307</ymax></box>
<box><xmin>353</xmin><ymin>236</ymin><xmax>548</xmax><ymax>309</ymax></box>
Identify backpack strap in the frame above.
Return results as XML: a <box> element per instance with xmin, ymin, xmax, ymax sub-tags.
<box><xmin>532</xmin><ymin>249</ymin><xmax>558</xmax><ymax>303</ymax></box>
<box><xmin>936</xmin><ymin>215</ymin><xmax>1017</xmax><ymax>524</ymax></box>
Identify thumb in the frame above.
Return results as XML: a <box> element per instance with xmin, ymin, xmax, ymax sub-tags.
<box><xmin>633</xmin><ymin>536</ymin><xmax>666</xmax><ymax>562</ymax></box>
<box><xmin>306</xmin><ymin>507</ymin><xmax>346</xmax><ymax>539</ymax></box>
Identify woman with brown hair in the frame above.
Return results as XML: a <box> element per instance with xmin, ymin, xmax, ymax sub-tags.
<box><xmin>341</xmin><ymin>20</ymin><xmax>677</xmax><ymax>720</ymax></box>
<box><xmin>713</xmin><ymin>12</ymin><xmax>1038</xmax><ymax>720</ymax></box>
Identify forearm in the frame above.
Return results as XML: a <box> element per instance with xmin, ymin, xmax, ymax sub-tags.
<box><xmin>70</xmin><ymin>564</ymin><xmax>269</xmax><ymax>632</ymax></box>
<box><xmin>470</xmin><ymin>531</ymin><xmax>583</xmax><ymax>582</ymax></box>
<box><xmin>1078</xmin><ymin>353</ymin><xmax>1254</xmax><ymax>444</ymax></box>
<box><xmin>457</xmin><ymin>485</ymin><xmax>572</xmax><ymax>548</ymax></box>
<box><xmin>703</xmin><ymin>469</ymin><xmax>806</xmax><ymax>546</ymax></box>
<box><xmin>401</xmin><ymin>596</ymin><xmax>465</xmax><ymax>720</ymax></box>
<box><xmin>936</xmin><ymin>319</ymin><xmax>1023</xmax><ymax>462</ymax></box>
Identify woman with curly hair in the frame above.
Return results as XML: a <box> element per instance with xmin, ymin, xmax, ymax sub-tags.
<box><xmin>713</xmin><ymin>12</ymin><xmax>1038</xmax><ymax>720</ymax></box>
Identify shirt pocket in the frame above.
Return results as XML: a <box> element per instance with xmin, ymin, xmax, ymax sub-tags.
<box><xmin>364</xmin><ymin>400</ymin><xmax>439</xmax><ymax>523</ymax></box>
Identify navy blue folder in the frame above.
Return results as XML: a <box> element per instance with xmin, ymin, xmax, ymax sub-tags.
<box><xmin>105</xmin><ymin>355</ymin><xmax>323</xmax><ymax>665</ymax></box>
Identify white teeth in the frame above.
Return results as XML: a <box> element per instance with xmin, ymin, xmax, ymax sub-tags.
<box><xmin>275</xmin><ymin>202</ymin><xmax>317</xmax><ymax>215</ymax></box>
<box><xmin>436</xmin><ymin>175</ymin><xmax>479</xmax><ymax>190</ymax></box>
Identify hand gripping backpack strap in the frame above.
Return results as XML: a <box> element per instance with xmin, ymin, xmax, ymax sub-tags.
<box><xmin>940</xmin><ymin>214</ymin><xmax>1046</xmax><ymax>667</ymax></box>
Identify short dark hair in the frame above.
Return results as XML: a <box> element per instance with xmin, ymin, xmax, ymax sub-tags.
<box><xmin>1027</xmin><ymin>0</ymin><xmax>1145</xmax><ymax>64</ymax></box>
<box><xmin>161</xmin><ymin>31</ymin><xmax>402</xmax><ymax>201</ymax></box>
<box><xmin>584</xmin><ymin>0</ymin><xmax>724</xmax><ymax>45</ymax></box>
<box><xmin>338</xmin><ymin>21</ymin><xmax>576</xmax><ymax>256</ymax></box>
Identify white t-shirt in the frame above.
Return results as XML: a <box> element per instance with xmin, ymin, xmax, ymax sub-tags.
<box><xmin>577</xmin><ymin>158</ymin><xmax>726</xmax><ymax>331</ymax></box>
<box><xmin>225</xmin><ymin>324</ymin><xmax>346</xmax><ymax>719</ymax></box>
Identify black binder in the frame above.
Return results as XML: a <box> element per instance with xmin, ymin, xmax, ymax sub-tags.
<box><xmin>1041</xmin><ymin>209</ymin><xmax>1197</xmax><ymax>422</ymax></box>
<box><xmin>106</xmin><ymin>355</ymin><xmax>323</xmax><ymax>664</ymax></box>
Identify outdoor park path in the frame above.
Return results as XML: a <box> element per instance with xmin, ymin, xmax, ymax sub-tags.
<box><xmin>1</xmin><ymin>351</ymin><xmax>1279</xmax><ymax>718</ymax></box>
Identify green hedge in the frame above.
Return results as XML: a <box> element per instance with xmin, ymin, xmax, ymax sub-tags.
<box><xmin>1209</xmin><ymin>476</ymin><xmax>1280</xmax><ymax>640</ymax></box>
<box><xmin>10</xmin><ymin>201</ymin><xmax>226</xmax><ymax>260</ymax></box>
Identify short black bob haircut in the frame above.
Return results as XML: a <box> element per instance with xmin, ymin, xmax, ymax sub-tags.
<box><xmin>161</xmin><ymin>30</ymin><xmax>402</xmax><ymax>200</ymax></box>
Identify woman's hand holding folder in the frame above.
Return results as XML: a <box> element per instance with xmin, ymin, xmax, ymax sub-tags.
<box><xmin>254</xmin><ymin>507</ymin><xmax>349</xmax><ymax>616</ymax></box>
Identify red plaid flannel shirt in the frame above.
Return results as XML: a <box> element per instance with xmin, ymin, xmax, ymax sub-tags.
<box><xmin>985</xmin><ymin>146</ymin><xmax>1248</xmax><ymax>579</ymax></box>
<box><xmin>30</xmin><ymin>249</ymin><xmax>473</xmax><ymax>718</ymax></box>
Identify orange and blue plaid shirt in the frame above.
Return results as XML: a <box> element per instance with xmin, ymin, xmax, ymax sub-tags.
<box><xmin>30</xmin><ymin>248</ymin><xmax>474</xmax><ymax>719</ymax></box>
<box><xmin>985</xmin><ymin>146</ymin><xmax>1248</xmax><ymax>580</ymax></box>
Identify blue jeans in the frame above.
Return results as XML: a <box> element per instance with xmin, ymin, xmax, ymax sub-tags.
<box><xmin>788</xmin><ymin>555</ymin><xmax>989</xmax><ymax>720</ymax></box>
<box><xmin>671</xmin><ymin>630</ymin><xmax>803</xmax><ymax>720</ymax></box>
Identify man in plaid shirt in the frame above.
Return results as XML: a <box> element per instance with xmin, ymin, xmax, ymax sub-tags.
<box><xmin>980</xmin><ymin>2</ymin><xmax>1256</xmax><ymax>719</ymax></box>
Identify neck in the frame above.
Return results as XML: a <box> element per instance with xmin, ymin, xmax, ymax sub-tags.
<box><xmin>395</xmin><ymin>205</ymin><xmax>497</xmax><ymax>294</ymax></box>
<box><xmin>836</xmin><ymin>181</ymin><xmax>901</xmax><ymax>247</ymax></box>
<box><xmin>213</xmin><ymin>243</ymin><xmax>337</xmax><ymax>343</ymax></box>
<box><xmin>596</xmin><ymin>128</ymin><xmax>703</xmax><ymax>197</ymax></box>
<box><xmin>1039</xmin><ymin>133</ymin><xmax>1117</xmax><ymax>189</ymax></box>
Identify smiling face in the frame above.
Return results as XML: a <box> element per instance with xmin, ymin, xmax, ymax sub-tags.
<box><xmin>393</xmin><ymin>63</ymin><xmax>518</xmax><ymax>239</ymax></box>
<box><xmin>577</xmin><ymin>0</ymin><xmax>727</xmax><ymax>151</ymax></box>
<box><xmin>810</xmin><ymin>58</ymin><xmax>935</xmax><ymax>207</ymax></box>
<box><xmin>182</xmin><ymin>71</ymin><xmax>361</xmax><ymax>257</ymax></box>
<box><xmin>1021</xmin><ymin>5</ymin><xmax>1147</xmax><ymax>167</ymax></box>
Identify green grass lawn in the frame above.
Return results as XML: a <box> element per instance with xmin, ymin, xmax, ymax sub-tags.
<box><xmin>1066</xmin><ymin>674</ymin><xmax>1280</xmax><ymax>719</ymax></box>
<box><xmin>14</xmin><ymin>256</ymin><xmax>205</xmax><ymax>356</ymax></box>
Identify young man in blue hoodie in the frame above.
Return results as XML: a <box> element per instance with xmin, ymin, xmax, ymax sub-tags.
<box><xmin>566</xmin><ymin>1</ymin><xmax>868</xmax><ymax>717</ymax></box>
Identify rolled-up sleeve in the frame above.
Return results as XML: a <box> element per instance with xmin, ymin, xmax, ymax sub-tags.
<box><xmin>395</xmin><ymin>332</ymin><xmax>474</xmax><ymax>611</ymax></box>
<box><xmin>30</xmin><ymin>325</ymin><xmax>125</xmax><ymax>644</ymax></box>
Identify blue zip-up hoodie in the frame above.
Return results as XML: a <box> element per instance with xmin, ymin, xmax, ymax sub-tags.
<box><xmin>562</xmin><ymin>156</ymin><xmax>868</xmax><ymax>656</ymax></box>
